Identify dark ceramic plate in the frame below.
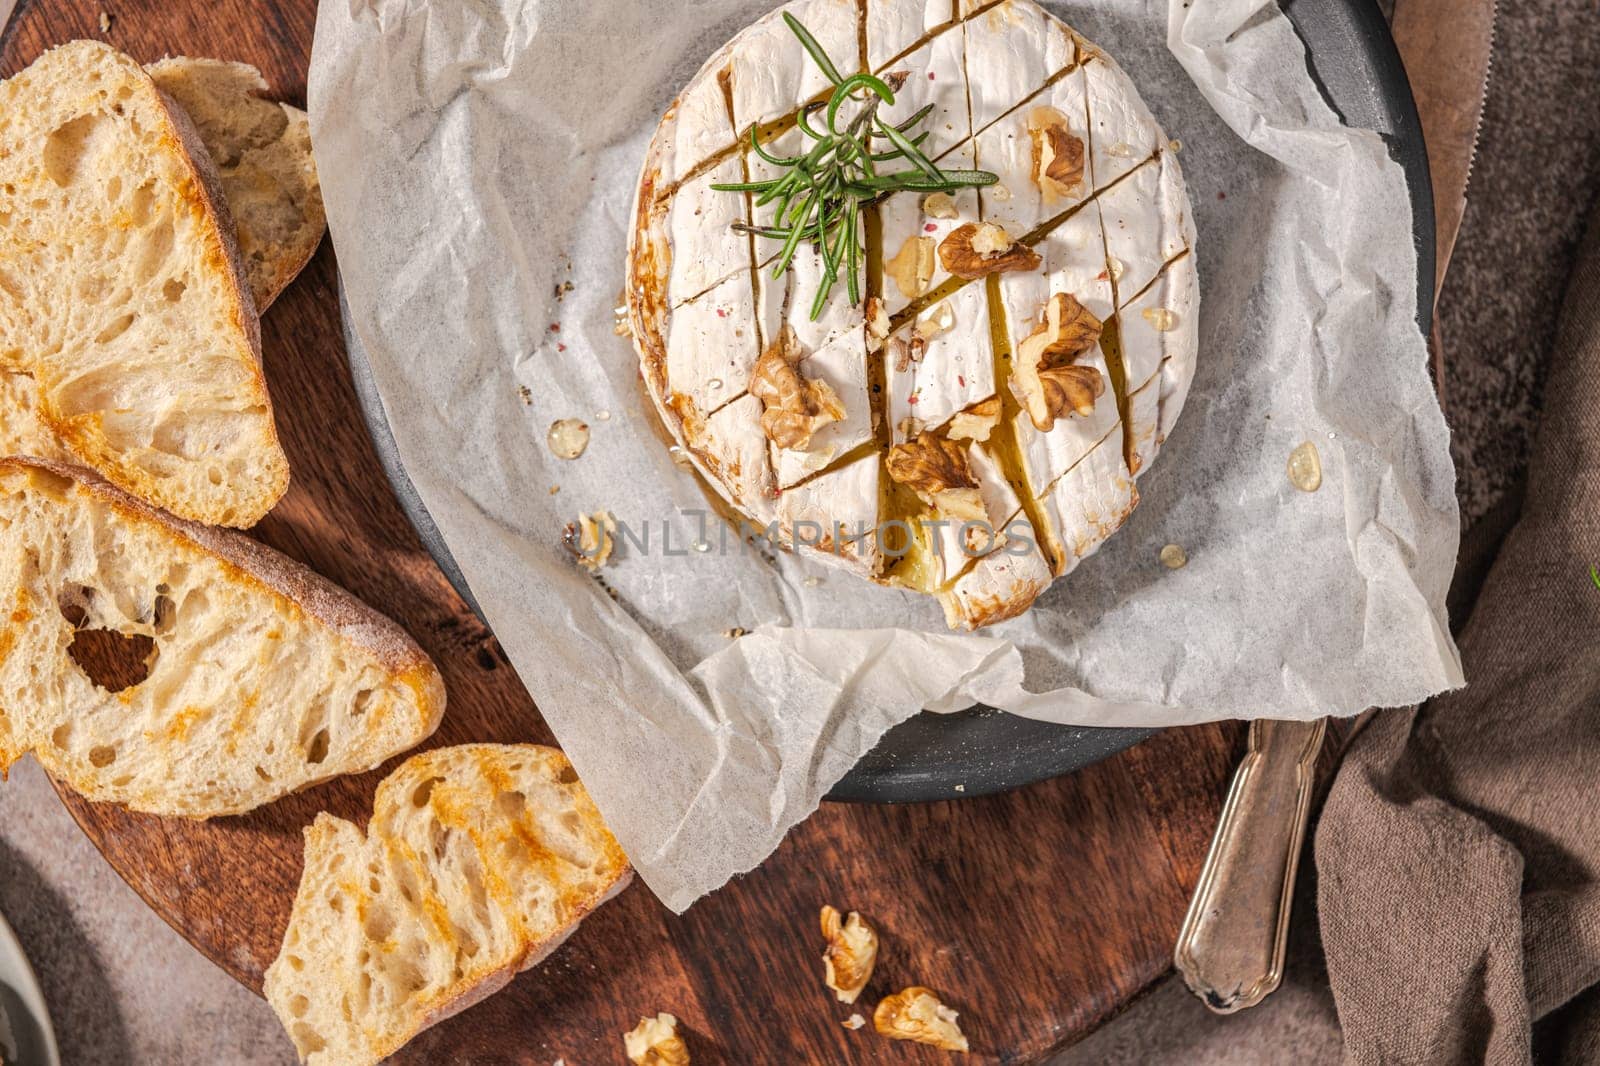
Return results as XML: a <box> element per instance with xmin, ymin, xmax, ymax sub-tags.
<box><xmin>343</xmin><ymin>0</ymin><xmax>1434</xmax><ymax>804</ymax></box>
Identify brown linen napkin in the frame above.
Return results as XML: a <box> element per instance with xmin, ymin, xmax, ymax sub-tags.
<box><xmin>1314</xmin><ymin>193</ymin><xmax>1600</xmax><ymax>1065</ymax></box>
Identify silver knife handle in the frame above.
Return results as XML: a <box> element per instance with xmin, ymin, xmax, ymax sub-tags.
<box><xmin>1173</xmin><ymin>717</ymin><xmax>1328</xmax><ymax>1013</ymax></box>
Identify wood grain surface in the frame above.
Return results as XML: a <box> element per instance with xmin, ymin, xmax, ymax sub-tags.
<box><xmin>0</xmin><ymin>1</ymin><xmax>1247</xmax><ymax>1061</ymax></box>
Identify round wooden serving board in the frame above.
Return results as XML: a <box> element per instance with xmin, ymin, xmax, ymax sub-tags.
<box><xmin>1</xmin><ymin>2</ymin><xmax>1246</xmax><ymax>1061</ymax></box>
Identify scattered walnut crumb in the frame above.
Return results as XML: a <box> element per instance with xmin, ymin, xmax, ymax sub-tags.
<box><xmin>723</xmin><ymin>626</ymin><xmax>749</xmax><ymax>640</ymax></box>
<box><xmin>865</xmin><ymin>296</ymin><xmax>890</xmax><ymax>354</ymax></box>
<box><xmin>549</xmin><ymin>485</ymin><xmax>560</xmax><ymax>495</ymax></box>
<box><xmin>874</xmin><ymin>987</ymin><xmax>969</xmax><ymax>1052</ymax></box>
<box><xmin>843</xmin><ymin>1014</ymin><xmax>867</xmax><ymax>1031</ymax></box>
<box><xmin>914</xmin><ymin>300</ymin><xmax>957</xmax><ymax>340</ymax></box>
<box><xmin>947</xmin><ymin>398</ymin><xmax>1000</xmax><ymax>443</ymax></box>
<box><xmin>624</xmin><ymin>1013</ymin><xmax>688</xmax><ymax>1066</ymax></box>
<box><xmin>98</xmin><ymin>9</ymin><xmax>112</xmax><ymax>32</ymax></box>
<box><xmin>821</xmin><ymin>906</ymin><xmax>879</xmax><ymax>1004</ymax></box>
<box><xmin>565</xmin><ymin>511</ymin><xmax>615</xmax><ymax>571</ymax></box>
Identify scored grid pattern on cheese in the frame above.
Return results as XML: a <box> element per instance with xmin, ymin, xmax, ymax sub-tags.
<box><xmin>634</xmin><ymin>0</ymin><xmax>1196</xmax><ymax>627</ymax></box>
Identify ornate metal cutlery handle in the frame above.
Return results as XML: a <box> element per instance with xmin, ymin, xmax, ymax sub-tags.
<box><xmin>1173</xmin><ymin>717</ymin><xmax>1327</xmax><ymax>1013</ymax></box>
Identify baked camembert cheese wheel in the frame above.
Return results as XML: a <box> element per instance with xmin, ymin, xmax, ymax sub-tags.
<box><xmin>628</xmin><ymin>0</ymin><xmax>1197</xmax><ymax>630</ymax></box>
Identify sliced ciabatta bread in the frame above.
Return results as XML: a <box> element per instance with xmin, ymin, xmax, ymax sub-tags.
<box><xmin>0</xmin><ymin>457</ymin><xmax>445</xmax><ymax>817</ymax></box>
<box><xmin>264</xmin><ymin>744</ymin><xmax>633</xmax><ymax>1066</ymax></box>
<box><xmin>0</xmin><ymin>40</ymin><xmax>287</xmax><ymax>527</ymax></box>
<box><xmin>146</xmin><ymin>57</ymin><xmax>325</xmax><ymax>310</ymax></box>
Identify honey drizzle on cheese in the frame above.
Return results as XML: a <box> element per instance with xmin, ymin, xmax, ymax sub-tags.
<box><xmin>982</xmin><ymin>273</ymin><xmax>1061</xmax><ymax>573</ymax></box>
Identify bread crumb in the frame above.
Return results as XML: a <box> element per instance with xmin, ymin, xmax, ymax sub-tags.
<box><xmin>98</xmin><ymin>10</ymin><xmax>112</xmax><ymax>32</ymax></box>
<box><xmin>843</xmin><ymin>1014</ymin><xmax>867</xmax><ymax>1030</ymax></box>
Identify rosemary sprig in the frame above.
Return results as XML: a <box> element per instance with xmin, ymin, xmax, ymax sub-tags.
<box><xmin>711</xmin><ymin>13</ymin><xmax>998</xmax><ymax>320</ymax></box>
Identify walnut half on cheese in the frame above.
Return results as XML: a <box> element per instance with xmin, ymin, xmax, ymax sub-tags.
<box><xmin>627</xmin><ymin>0</ymin><xmax>1198</xmax><ymax>630</ymax></box>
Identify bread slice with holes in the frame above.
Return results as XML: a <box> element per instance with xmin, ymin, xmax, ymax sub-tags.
<box><xmin>264</xmin><ymin>744</ymin><xmax>633</xmax><ymax>1066</ymax></box>
<box><xmin>146</xmin><ymin>56</ymin><xmax>325</xmax><ymax>310</ymax></box>
<box><xmin>0</xmin><ymin>40</ymin><xmax>288</xmax><ymax>527</ymax></box>
<box><xmin>0</xmin><ymin>457</ymin><xmax>445</xmax><ymax>817</ymax></box>
<box><xmin>1</xmin><ymin>53</ymin><xmax>325</xmax><ymax>474</ymax></box>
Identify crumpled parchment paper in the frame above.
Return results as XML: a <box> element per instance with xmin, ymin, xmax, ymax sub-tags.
<box><xmin>309</xmin><ymin>0</ymin><xmax>1463</xmax><ymax>911</ymax></box>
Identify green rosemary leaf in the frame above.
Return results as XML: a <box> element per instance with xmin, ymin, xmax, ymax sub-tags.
<box><xmin>718</xmin><ymin>15</ymin><xmax>1000</xmax><ymax>320</ymax></box>
<box><xmin>873</xmin><ymin>119</ymin><xmax>941</xmax><ymax>180</ymax></box>
<box><xmin>749</xmin><ymin>126</ymin><xmax>802</xmax><ymax>167</ymax></box>
<box><xmin>783</xmin><ymin>13</ymin><xmax>844</xmax><ymax>86</ymax></box>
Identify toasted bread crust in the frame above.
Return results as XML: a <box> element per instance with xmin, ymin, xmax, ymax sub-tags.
<box><xmin>264</xmin><ymin>745</ymin><xmax>632</xmax><ymax>1065</ymax></box>
<box><xmin>1</xmin><ymin>41</ymin><xmax>290</xmax><ymax>528</ymax></box>
<box><xmin>0</xmin><ymin>457</ymin><xmax>445</xmax><ymax>814</ymax></box>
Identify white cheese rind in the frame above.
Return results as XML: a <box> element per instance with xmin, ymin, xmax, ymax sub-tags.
<box><xmin>998</xmin><ymin>201</ymin><xmax>1119</xmax><ymax>495</ymax></box>
<box><xmin>1119</xmin><ymin>251</ymin><xmax>1199</xmax><ymax>474</ymax></box>
<box><xmin>1084</xmin><ymin>54</ymin><xmax>1162</xmax><ymax>195</ymax></box>
<box><xmin>878</xmin><ymin>25</ymin><xmax>972</xmax><ymax>162</ymax></box>
<box><xmin>667</xmin><ymin>154</ymin><xmax>752</xmax><ymax>307</ymax></box>
<box><xmin>1037</xmin><ymin>431</ymin><xmax>1135</xmax><ymax>577</ymax></box>
<box><xmin>662</xmin><ymin>64</ymin><xmax>736</xmax><ymax>185</ymax></box>
<box><xmin>664</xmin><ymin>272</ymin><xmax>761</xmax><ymax>419</ymax></box>
<box><xmin>776</xmin><ymin>452</ymin><xmax>882</xmax><ymax>577</ymax></box>
<box><xmin>975</xmin><ymin>63</ymin><xmax>1089</xmax><ymax>235</ymax></box>
<box><xmin>757</xmin><ymin>238</ymin><xmax>865</xmax><ymax>357</ymax></box>
<box><xmin>938</xmin><ymin>478</ymin><xmax>1052</xmax><ymax>631</ymax></box>
<box><xmin>962</xmin><ymin>0</ymin><xmax>1072</xmax><ymax>135</ymax></box>
<box><xmin>1098</xmin><ymin>151</ymin><xmax>1191</xmax><ymax>313</ymax></box>
<box><xmin>699</xmin><ymin>394</ymin><xmax>780</xmax><ymax>523</ymax></box>
<box><xmin>929</xmin><ymin>442</ymin><xmax>1022</xmax><ymax>584</ymax></box>
<box><xmin>886</xmin><ymin>283</ymin><xmax>996</xmax><ymax>442</ymax></box>
<box><xmin>878</xmin><ymin>141</ymin><xmax>981</xmax><ymax>315</ymax></box>
<box><xmin>729</xmin><ymin>0</ymin><xmax>863</xmax><ymax>134</ymax></box>
<box><xmin>868</xmin><ymin>0</ymin><xmax>955</xmax><ymax>71</ymax></box>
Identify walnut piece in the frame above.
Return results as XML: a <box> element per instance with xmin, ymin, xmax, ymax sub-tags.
<box><xmin>624</xmin><ymin>1013</ymin><xmax>689</xmax><ymax>1066</ymax></box>
<box><xmin>947</xmin><ymin>397</ymin><xmax>1001</xmax><ymax>442</ymax></box>
<box><xmin>886</xmin><ymin>432</ymin><xmax>987</xmax><ymax>529</ymax></box>
<box><xmin>938</xmin><ymin>222</ymin><xmax>1041</xmax><ymax>279</ymax></box>
<box><xmin>914</xmin><ymin>300</ymin><xmax>957</xmax><ymax>340</ymax></box>
<box><xmin>821</xmin><ymin>905</ymin><xmax>879</xmax><ymax>1004</ymax></box>
<box><xmin>565</xmin><ymin>510</ymin><xmax>615</xmax><ymax>571</ymax></box>
<box><xmin>750</xmin><ymin>327</ymin><xmax>846</xmax><ymax>451</ymax></box>
<box><xmin>1027</xmin><ymin>106</ymin><xmax>1085</xmax><ymax>203</ymax></box>
<box><xmin>922</xmin><ymin>191</ymin><xmax>960</xmax><ymax>219</ymax></box>
<box><xmin>873</xmin><ymin>987</ymin><xmax>969</xmax><ymax>1052</ymax></box>
<box><xmin>1011</xmin><ymin>293</ymin><xmax>1105</xmax><ymax>432</ymax></box>
<box><xmin>866</xmin><ymin>296</ymin><xmax>890</xmax><ymax>354</ymax></box>
<box><xmin>889</xmin><ymin>333</ymin><xmax>927</xmax><ymax>374</ymax></box>
<box><xmin>887</xmin><ymin>234</ymin><xmax>936</xmax><ymax>298</ymax></box>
